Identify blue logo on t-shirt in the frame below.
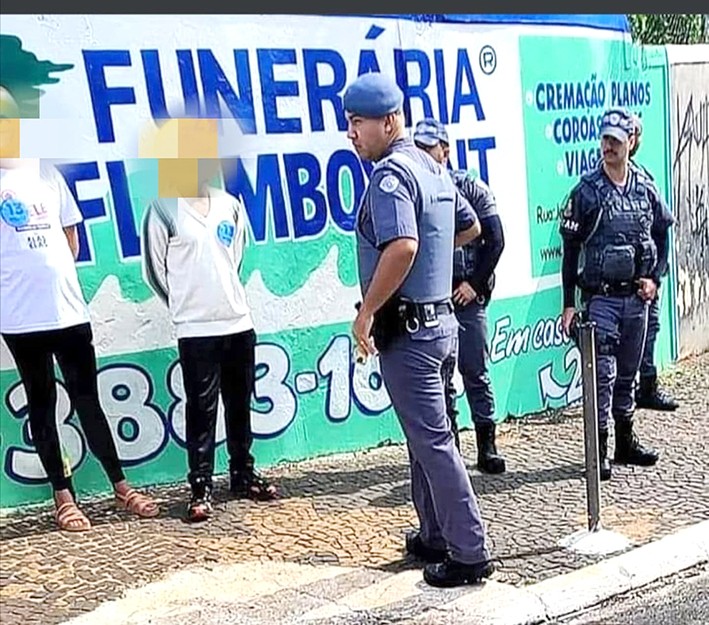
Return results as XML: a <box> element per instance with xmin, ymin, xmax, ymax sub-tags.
<box><xmin>0</xmin><ymin>197</ymin><xmax>30</xmax><ymax>228</ymax></box>
<box><xmin>216</xmin><ymin>220</ymin><xmax>235</xmax><ymax>246</ymax></box>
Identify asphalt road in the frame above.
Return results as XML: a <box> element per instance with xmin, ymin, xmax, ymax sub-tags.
<box><xmin>559</xmin><ymin>563</ymin><xmax>709</xmax><ymax>625</ymax></box>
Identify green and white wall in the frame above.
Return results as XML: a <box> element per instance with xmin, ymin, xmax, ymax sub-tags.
<box><xmin>0</xmin><ymin>15</ymin><xmax>685</xmax><ymax>509</ymax></box>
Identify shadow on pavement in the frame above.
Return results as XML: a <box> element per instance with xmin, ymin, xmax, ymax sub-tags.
<box><xmin>0</xmin><ymin>460</ymin><xmax>584</xmax><ymax>542</ymax></box>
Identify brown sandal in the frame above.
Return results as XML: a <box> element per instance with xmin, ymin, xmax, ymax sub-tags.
<box><xmin>115</xmin><ymin>488</ymin><xmax>159</xmax><ymax>518</ymax></box>
<box><xmin>55</xmin><ymin>501</ymin><xmax>92</xmax><ymax>532</ymax></box>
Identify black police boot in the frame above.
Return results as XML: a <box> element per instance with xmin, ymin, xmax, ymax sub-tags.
<box><xmin>599</xmin><ymin>429</ymin><xmax>612</xmax><ymax>481</ymax></box>
<box><xmin>475</xmin><ymin>422</ymin><xmax>506</xmax><ymax>474</ymax></box>
<box><xmin>405</xmin><ymin>531</ymin><xmax>447</xmax><ymax>563</ymax></box>
<box><xmin>423</xmin><ymin>557</ymin><xmax>495</xmax><ymax>588</ymax></box>
<box><xmin>636</xmin><ymin>375</ymin><xmax>679</xmax><ymax>411</ymax></box>
<box><xmin>614</xmin><ymin>420</ymin><xmax>660</xmax><ymax>466</ymax></box>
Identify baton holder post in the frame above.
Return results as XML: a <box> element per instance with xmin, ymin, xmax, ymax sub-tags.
<box><xmin>558</xmin><ymin>319</ymin><xmax>631</xmax><ymax>556</ymax></box>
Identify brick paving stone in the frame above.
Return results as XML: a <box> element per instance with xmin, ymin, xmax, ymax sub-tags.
<box><xmin>1</xmin><ymin>352</ymin><xmax>708</xmax><ymax>625</ymax></box>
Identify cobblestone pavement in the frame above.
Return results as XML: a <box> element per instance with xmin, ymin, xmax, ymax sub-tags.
<box><xmin>1</xmin><ymin>353</ymin><xmax>707</xmax><ymax>625</ymax></box>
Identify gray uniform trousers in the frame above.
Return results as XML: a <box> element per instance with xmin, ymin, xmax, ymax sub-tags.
<box><xmin>587</xmin><ymin>295</ymin><xmax>649</xmax><ymax>430</ymax></box>
<box><xmin>456</xmin><ymin>300</ymin><xmax>495</xmax><ymax>425</ymax></box>
<box><xmin>639</xmin><ymin>291</ymin><xmax>660</xmax><ymax>379</ymax></box>
<box><xmin>378</xmin><ymin>312</ymin><xmax>490</xmax><ymax>565</ymax></box>
<box><xmin>441</xmin><ymin>300</ymin><xmax>495</xmax><ymax>447</ymax></box>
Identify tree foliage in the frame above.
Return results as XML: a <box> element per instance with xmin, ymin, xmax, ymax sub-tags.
<box><xmin>628</xmin><ymin>14</ymin><xmax>709</xmax><ymax>45</ymax></box>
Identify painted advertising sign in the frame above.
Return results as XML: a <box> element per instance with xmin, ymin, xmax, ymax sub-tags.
<box><xmin>0</xmin><ymin>15</ymin><xmax>673</xmax><ymax>507</ymax></box>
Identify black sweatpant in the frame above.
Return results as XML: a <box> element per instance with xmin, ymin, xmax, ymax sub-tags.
<box><xmin>177</xmin><ymin>329</ymin><xmax>256</xmax><ymax>490</ymax></box>
<box><xmin>2</xmin><ymin>322</ymin><xmax>125</xmax><ymax>492</ymax></box>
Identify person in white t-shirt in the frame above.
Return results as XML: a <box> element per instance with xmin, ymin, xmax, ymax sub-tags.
<box><xmin>0</xmin><ymin>158</ymin><xmax>159</xmax><ymax>531</ymax></box>
<box><xmin>142</xmin><ymin>157</ymin><xmax>277</xmax><ymax>523</ymax></box>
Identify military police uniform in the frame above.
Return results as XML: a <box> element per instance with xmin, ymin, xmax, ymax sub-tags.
<box><xmin>635</xmin><ymin>217</ymin><xmax>678</xmax><ymax>410</ymax></box>
<box><xmin>344</xmin><ymin>73</ymin><xmax>493</xmax><ymax>587</ymax></box>
<box><xmin>560</xmin><ymin>108</ymin><xmax>673</xmax><ymax>481</ymax></box>
<box><xmin>413</xmin><ymin>119</ymin><xmax>507</xmax><ymax>475</ymax></box>
<box><xmin>627</xmin><ymin>116</ymin><xmax>679</xmax><ymax>411</ymax></box>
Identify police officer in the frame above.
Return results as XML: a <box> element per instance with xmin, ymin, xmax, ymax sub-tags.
<box><xmin>413</xmin><ymin>119</ymin><xmax>507</xmax><ymax>474</ymax></box>
<box><xmin>344</xmin><ymin>73</ymin><xmax>494</xmax><ymax>587</ymax></box>
<box><xmin>560</xmin><ymin>108</ymin><xmax>673</xmax><ymax>481</ymax></box>
<box><xmin>629</xmin><ymin>115</ymin><xmax>679</xmax><ymax>411</ymax></box>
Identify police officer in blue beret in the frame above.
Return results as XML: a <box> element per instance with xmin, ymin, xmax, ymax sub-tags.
<box><xmin>560</xmin><ymin>107</ymin><xmax>673</xmax><ymax>481</ymax></box>
<box><xmin>413</xmin><ymin>118</ymin><xmax>507</xmax><ymax>475</ymax></box>
<box><xmin>344</xmin><ymin>72</ymin><xmax>494</xmax><ymax>587</ymax></box>
<box><xmin>628</xmin><ymin>115</ymin><xmax>679</xmax><ymax>412</ymax></box>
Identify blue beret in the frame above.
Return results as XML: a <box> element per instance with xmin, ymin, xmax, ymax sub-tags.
<box><xmin>343</xmin><ymin>72</ymin><xmax>404</xmax><ymax>118</ymax></box>
<box><xmin>600</xmin><ymin>108</ymin><xmax>634</xmax><ymax>142</ymax></box>
<box><xmin>413</xmin><ymin>118</ymin><xmax>449</xmax><ymax>146</ymax></box>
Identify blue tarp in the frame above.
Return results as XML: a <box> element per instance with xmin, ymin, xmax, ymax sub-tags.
<box><xmin>358</xmin><ymin>14</ymin><xmax>630</xmax><ymax>33</ymax></box>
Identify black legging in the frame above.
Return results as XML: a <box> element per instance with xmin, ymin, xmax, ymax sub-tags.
<box><xmin>2</xmin><ymin>323</ymin><xmax>125</xmax><ymax>492</ymax></box>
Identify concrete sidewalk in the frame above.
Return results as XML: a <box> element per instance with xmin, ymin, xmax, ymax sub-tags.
<box><xmin>55</xmin><ymin>520</ymin><xmax>709</xmax><ymax>625</ymax></box>
<box><xmin>1</xmin><ymin>352</ymin><xmax>707</xmax><ymax>625</ymax></box>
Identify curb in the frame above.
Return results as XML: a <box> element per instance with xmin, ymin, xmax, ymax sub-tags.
<box><xmin>56</xmin><ymin>520</ymin><xmax>709</xmax><ymax>625</ymax></box>
<box><xmin>417</xmin><ymin>519</ymin><xmax>709</xmax><ymax>625</ymax></box>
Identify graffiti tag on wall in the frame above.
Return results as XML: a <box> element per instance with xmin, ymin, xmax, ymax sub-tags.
<box><xmin>671</xmin><ymin>62</ymin><xmax>709</xmax><ymax>355</ymax></box>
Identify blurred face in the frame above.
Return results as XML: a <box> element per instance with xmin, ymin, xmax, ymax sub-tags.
<box><xmin>601</xmin><ymin>133</ymin><xmax>634</xmax><ymax>167</ymax></box>
<box><xmin>0</xmin><ymin>114</ymin><xmax>20</xmax><ymax>164</ymax></box>
<box><xmin>197</xmin><ymin>158</ymin><xmax>223</xmax><ymax>187</ymax></box>
<box><xmin>428</xmin><ymin>141</ymin><xmax>450</xmax><ymax>165</ymax></box>
<box><xmin>0</xmin><ymin>86</ymin><xmax>20</xmax><ymax>119</ymax></box>
<box><xmin>346</xmin><ymin>113</ymin><xmax>395</xmax><ymax>161</ymax></box>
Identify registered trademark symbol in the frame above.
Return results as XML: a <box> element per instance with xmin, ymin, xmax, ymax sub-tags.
<box><xmin>479</xmin><ymin>45</ymin><xmax>497</xmax><ymax>75</ymax></box>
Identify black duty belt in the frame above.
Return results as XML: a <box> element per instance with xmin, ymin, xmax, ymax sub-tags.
<box><xmin>399</xmin><ymin>299</ymin><xmax>453</xmax><ymax>333</ymax></box>
<box><xmin>587</xmin><ymin>280</ymin><xmax>639</xmax><ymax>297</ymax></box>
<box><xmin>357</xmin><ymin>298</ymin><xmax>454</xmax><ymax>351</ymax></box>
<box><xmin>402</xmin><ymin>299</ymin><xmax>454</xmax><ymax>317</ymax></box>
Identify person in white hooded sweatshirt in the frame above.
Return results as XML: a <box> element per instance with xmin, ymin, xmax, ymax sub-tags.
<box><xmin>142</xmin><ymin>155</ymin><xmax>277</xmax><ymax>522</ymax></box>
